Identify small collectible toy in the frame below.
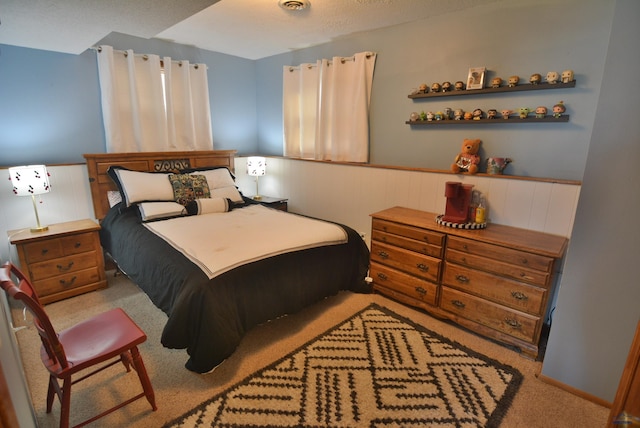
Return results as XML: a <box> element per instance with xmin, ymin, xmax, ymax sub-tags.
<box><xmin>529</xmin><ymin>73</ymin><xmax>542</xmax><ymax>85</ymax></box>
<box><xmin>431</xmin><ymin>82</ymin><xmax>441</xmax><ymax>92</ymax></box>
<box><xmin>535</xmin><ymin>106</ymin><xmax>547</xmax><ymax>118</ymax></box>
<box><xmin>463</xmin><ymin>111</ymin><xmax>474</xmax><ymax>120</ymax></box>
<box><xmin>508</xmin><ymin>75</ymin><xmax>519</xmax><ymax>87</ymax></box>
<box><xmin>487</xmin><ymin>109</ymin><xmax>498</xmax><ymax>119</ymax></box>
<box><xmin>452</xmin><ymin>139</ymin><xmax>482</xmax><ymax>174</ymax></box>
<box><xmin>426</xmin><ymin>111</ymin><xmax>435</xmax><ymax>121</ymax></box>
<box><xmin>491</xmin><ymin>77</ymin><xmax>502</xmax><ymax>88</ymax></box>
<box><xmin>442</xmin><ymin>81</ymin><xmax>452</xmax><ymax>92</ymax></box>
<box><xmin>561</xmin><ymin>69</ymin><xmax>574</xmax><ymax>83</ymax></box>
<box><xmin>518</xmin><ymin>107</ymin><xmax>531</xmax><ymax>119</ymax></box>
<box><xmin>553</xmin><ymin>101</ymin><xmax>566</xmax><ymax>118</ymax></box>
<box><xmin>418</xmin><ymin>83</ymin><xmax>428</xmax><ymax>93</ymax></box>
<box><xmin>410</xmin><ymin>112</ymin><xmax>420</xmax><ymax>121</ymax></box>
<box><xmin>454</xmin><ymin>109</ymin><xmax>465</xmax><ymax>120</ymax></box>
<box><xmin>435</xmin><ymin>111</ymin><xmax>444</xmax><ymax>121</ymax></box>
<box><xmin>420</xmin><ymin>111</ymin><xmax>427</xmax><ymax>121</ymax></box>
<box><xmin>454</xmin><ymin>81</ymin><xmax>465</xmax><ymax>91</ymax></box>
<box><xmin>546</xmin><ymin>71</ymin><xmax>559</xmax><ymax>84</ymax></box>
<box><xmin>472</xmin><ymin>108</ymin><xmax>484</xmax><ymax>120</ymax></box>
<box><xmin>501</xmin><ymin>109</ymin><xmax>513</xmax><ymax>119</ymax></box>
<box><xmin>443</xmin><ymin>107</ymin><xmax>453</xmax><ymax>120</ymax></box>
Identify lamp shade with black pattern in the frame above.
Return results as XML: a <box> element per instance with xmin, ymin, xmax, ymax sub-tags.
<box><xmin>9</xmin><ymin>165</ymin><xmax>51</xmax><ymax>232</ymax></box>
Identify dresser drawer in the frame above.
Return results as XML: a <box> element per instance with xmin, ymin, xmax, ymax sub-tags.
<box><xmin>370</xmin><ymin>262</ymin><xmax>438</xmax><ymax>306</ymax></box>
<box><xmin>372</xmin><ymin>219</ymin><xmax>445</xmax><ymax>247</ymax></box>
<box><xmin>447</xmin><ymin>236</ymin><xmax>554</xmax><ymax>273</ymax></box>
<box><xmin>371</xmin><ymin>241</ymin><xmax>441</xmax><ymax>283</ymax></box>
<box><xmin>446</xmin><ymin>248</ymin><xmax>550</xmax><ymax>287</ymax></box>
<box><xmin>372</xmin><ymin>230</ymin><xmax>443</xmax><ymax>258</ymax></box>
<box><xmin>443</xmin><ymin>262</ymin><xmax>546</xmax><ymax>315</ymax></box>
<box><xmin>28</xmin><ymin>251</ymin><xmax>99</xmax><ymax>281</ymax></box>
<box><xmin>440</xmin><ymin>287</ymin><xmax>539</xmax><ymax>343</ymax></box>
<box><xmin>22</xmin><ymin>232</ymin><xmax>96</xmax><ymax>263</ymax></box>
<box><xmin>34</xmin><ymin>267</ymin><xmax>102</xmax><ymax>297</ymax></box>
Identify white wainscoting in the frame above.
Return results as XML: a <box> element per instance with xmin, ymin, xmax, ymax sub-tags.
<box><xmin>234</xmin><ymin>157</ymin><xmax>581</xmax><ymax>246</ymax></box>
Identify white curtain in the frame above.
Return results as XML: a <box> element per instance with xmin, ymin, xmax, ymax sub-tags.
<box><xmin>283</xmin><ymin>52</ymin><xmax>377</xmax><ymax>162</ymax></box>
<box><xmin>96</xmin><ymin>45</ymin><xmax>213</xmax><ymax>152</ymax></box>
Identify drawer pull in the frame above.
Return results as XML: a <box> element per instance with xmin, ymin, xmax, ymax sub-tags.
<box><xmin>376</xmin><ymin>272</ymin><xmax>388</xmax><ymax>281</ymax></box>
<box><xmin>56</xmin><ymin>261</ymin><xmax>74</xmax><ymax>272</ymax></box>
<box><xmin>511</xmin><ymin>291</ymin><xmax>529</xmax><ymax>301</ymax></box>
<box><xmin>521</xmin><ymin>257</ymin><xmax>528</xmax><ymax>265</ymax></box>
<box><xmin>415</xmin><ymin>286</ymin><xmax>427</xmax><ymax>296</ymax></box>
<box><xmin>422</xmin><ymin>236</ymin><xmax>430</xmax><ymax>243</ymax></box>
<box><xmin>74</xmin><ymin>242</ymin><xmax>82</xmax><ymax>248</ymax></box>
<box><xmin>416</xmin><ymin>263</ymin><xmax>429</xmax><ymax>272</ymax></box>
<box><xmin>451</xmin><ymin>300</ymin><xmax>466</xmax><ymax>309</ymax></box>
<box><xmin>462</xmin><ymin>244</ymin><xmax>469</xmax><ymax>250</ymax></box>
<box><xmin>504</xmin><ymin>318</ymin><xmax>522</xmax><ymax>329</ymax></box>
<box><xmin>377</xmin><ymin>251</ymin><xmax>389</xmax><ymax>259</ymax></box>
<box><xmin>455</xmin><ymin>274</ymin><xmax>470</xmax><ymax>284</ymax></box>
<box><xmin>59</xmin><ymin>276</ymin><xmax>77</xmax><ymax>287</ymax></box>
<box><xmin>41</xmin><ymin>248</ymin><xmax>49</xmax><ymax>256</ymax></box>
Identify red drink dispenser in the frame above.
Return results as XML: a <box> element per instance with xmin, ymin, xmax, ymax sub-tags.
<box><xmin>442</xmin><ymin>182</ymin><xmax>474</xmax><ymax>223</ymax></box>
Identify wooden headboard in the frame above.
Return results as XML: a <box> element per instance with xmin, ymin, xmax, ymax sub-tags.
<box><xmin>84</xmin><ymin>150</ymin><xmax>237</xmax><ymax>220</ymax></box>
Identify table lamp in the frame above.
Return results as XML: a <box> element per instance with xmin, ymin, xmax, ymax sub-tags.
<box><xmin>9</xmin><ymin>165</ymin><xmax>51</xmax><ymax>232</ymax></box>
<box><xmin>246</xmin><ymin>157</ymin><xmax>266</xmax><ymax>200</ymax></box>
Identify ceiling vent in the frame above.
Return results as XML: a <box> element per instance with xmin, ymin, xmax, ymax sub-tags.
<box><xmin>279</xmin><ymin>0</ymin><xmax>310</xmax><ymax>11</ymax></box>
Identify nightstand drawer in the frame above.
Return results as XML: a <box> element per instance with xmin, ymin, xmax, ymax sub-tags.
<box><xmin>34</xmin><ymin>267</ymin><xmax>102</xmax><ymax>297</ymax></box>
<box><xmin>28</xmin><ymin>251</ymin><xmax>99</xmax><ymax>281</ymax></box>
<box><xmin>22</xmin><ymin>232</ymin><xmax>96</xmax><ymax>263</ymax></box>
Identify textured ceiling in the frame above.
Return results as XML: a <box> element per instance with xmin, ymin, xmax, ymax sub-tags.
<box><xmin>1</xmin><ymin>0</ymin><xmax>499</xmax><ymax>59</ymax></box>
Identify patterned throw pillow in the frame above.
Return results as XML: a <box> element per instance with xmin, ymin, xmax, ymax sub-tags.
<box><xmin>168</xmin><ymin>174</ymin><xmax>211</xmax><ymax>206</ymax></box>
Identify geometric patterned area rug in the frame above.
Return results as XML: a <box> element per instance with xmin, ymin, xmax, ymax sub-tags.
<box><xmin>164</xmin><ymin>304</ymin><xmax>522</xmax><ymax>428</ymax></box>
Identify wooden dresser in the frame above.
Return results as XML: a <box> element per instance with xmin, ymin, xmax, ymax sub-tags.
<box><xmin>8</xmin><ymin>219</ymin><xmax>107</xmax><ymax>304</ymax></box>
<box><xmin>370</xmin><ymin>206</ymin><xmax>568</xmax><ymax>359</ymax></box>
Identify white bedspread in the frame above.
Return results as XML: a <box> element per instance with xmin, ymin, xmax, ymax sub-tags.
<box><xmin>143</xmin><ymin>204</ymin><xmax>348</xmax><ymax>279</ymax></box>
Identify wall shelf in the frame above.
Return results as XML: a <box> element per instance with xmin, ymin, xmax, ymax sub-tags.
<box><xmin>406</xmin><ymin>115</ymin><xmax>570</xmax><ymax>125</ymax></box>
<box><xmin>408</xmin><ymin>80</ymin><xmax>576</xmax><ymax>99</ymax></box>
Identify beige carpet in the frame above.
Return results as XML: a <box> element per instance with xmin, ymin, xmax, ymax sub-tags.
<box><xmin>13</xmin><ymin>271</ymin><xmax>609</xmax><ymax>427</ymax></box>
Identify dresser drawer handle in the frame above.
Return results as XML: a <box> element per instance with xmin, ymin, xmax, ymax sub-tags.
<box><xmin>56</xmin><ymin>261</ymin><xmax>74</xmax><ymax>272</ymax></box>
<box><xmin>416</xmin><ymin>263</ymin><xmax>429</xmax><ymax>272</ymax></box>
<box><xmin>462</xmin><ymin>244</ymin><xmax>469</xmax><ymax>250</ymax></box>
<box><xmin>376</xmin><ymin>272</ymin><xmax>388</xmax><ymax>281</ymax></box>
<box><xmin>74</xmin><ymin>242</ymin><xmax>82</xmax><ymax>248</ymax></box>
<box><xmin>377</xmin><ymin>251</ymin><xmax>389</xmax><ymax>259</ymax></box>
<box><xmin>422</xmin><ymin>236</ymin><xmax>430</xmax><ymax>243</ymax></box>
<box><xmin>504</xmin><ymin>318</ymin><xmax>522</xmax><ymax>329</ymax></box>
<box><xmin>451</xmin><ymin>300</ymin><xmax>466</xmax><ymax>309</ymax></box>
<box><xmin>520</xmin><ymin>257</ymin><xmax>528</xmax><ymax>265</ymax></box>
<box><xmin>415</xmin><ymin>286</ymin><xmax>427</xmax><ymax>296</ymax></box>
<box><xmin>59</xmin><ymin>276</ymin><xmax>77</xmax><ymax>287</ymax></box>
<box><xmin>41</xmin><ymin>248</ymin><xmax>49</xmax><ymax>256</ymax></box>
<box><xmin>511</xmin><ymin>291</ymin><xmax>528</xmax><ymax>301</ymax></box>
<box><xmin>455</xmin><ymin>274</ymin><xmax>470</xmax><ymax>284</ymax></box>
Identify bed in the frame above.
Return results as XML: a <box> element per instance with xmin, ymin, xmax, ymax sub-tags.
<box><xmin>84</xmin><ymin>151</ymin><xmax>370</xmax><ymax>373</ymax></box>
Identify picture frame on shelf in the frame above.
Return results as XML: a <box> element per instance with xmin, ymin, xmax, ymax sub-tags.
<box><xmin>467</xmin><ymin>67</ymin><xmax>486</xmax><ymax>90</ymax></box>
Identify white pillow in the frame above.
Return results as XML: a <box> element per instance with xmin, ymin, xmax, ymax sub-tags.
<box><xmin>190</xmin><ymin>168</ymin><xmax>236</xmax><ymax>190</ymax></box>
<box><xmin>210</xmin><ymin>186</ymin><xmax>243</xmax><ymax>203</ymax></box>
<box><xmin>114</xmin><ymin>169</ymin><xmax>174</xmax><ymax>206</ymax></box>
<box><xmin>191</xmin><ymin>197</ymin><xmax>230</xmax><ymax>215</ymax></box>
<box><xmin>107</xmin><ymin>190</ymin><xmax>122</xmax><ymax>207</ymax></box>
<box><xmin>138</xmin><ymin>202</ymin><xmax>186</xmax><ymax>222</ymax></box>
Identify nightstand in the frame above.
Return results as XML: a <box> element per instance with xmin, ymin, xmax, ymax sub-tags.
<box><xmin>8</xmin><ymin>219</ymin><xmax>108</xmax><ymax>304</ymax></box>
<box><xmin>251</xmin><ymin>196</ymin><xmax>288</xmax><ymax>211</ymax></box>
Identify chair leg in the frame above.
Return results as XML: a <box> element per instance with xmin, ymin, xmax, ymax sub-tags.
<box><xmin>47</xmin><ymin>375</ymin><xmax>57</xmax><ymax>413</ymax></box>
<box><xmin>130</xmin><ymin>346</ymin><xmax>157</xmax><ymax>411</ymax></box>
<box><xmin>59</xmin><ymin>378</ymin><xmax>72</xmax><ymax>428</ymax></box>
<box><xmin>120</xmin><ymin>350</ymin><xmax>133</xmax><ymax>372</ymax></box>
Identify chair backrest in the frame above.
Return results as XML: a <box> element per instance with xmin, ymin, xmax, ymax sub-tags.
<box><xmin>0</xmin><ymin>262</ymin><xmax>69</xmax><ymax>370</ymax></box>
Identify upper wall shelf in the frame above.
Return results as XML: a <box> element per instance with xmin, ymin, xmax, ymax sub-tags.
<box><xmin>406</xmin><ymin>115</ymin><xmax>570</xmax><ymax>125</ymax></box>
<box><xmin>408</xmin><ymin>80</ymin><xmax>576</xmax><ymax>99</ymax></box>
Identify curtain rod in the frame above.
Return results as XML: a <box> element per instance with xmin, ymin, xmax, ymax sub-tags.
<box><xmin>90</xmin><ymin>46</ymin><xmax>205</xmax><ymax>70</ymax></box>
<box><xmin>287</xmin><ymin>52</ymin><xmax>375</xmax><ymax>72</ymax></box>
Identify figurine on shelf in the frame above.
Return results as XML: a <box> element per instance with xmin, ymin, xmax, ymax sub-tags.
<box><xmin>518</xmin><ymin>107</ymin><xmax>531</xmax><ymax>119</ymax></box>
<box><xmin>431</xmin><ymin>82</ymin><xmax>441</xmax><ymax>93</ymax></box>
<box><xmin>410</xmin><ymin>112</ymin><xmax>420</xmax><ymax>122</ymax></box>
<box><xmin>426</xmin><ymin>111</ymin><xmax>435</xmax><ymax>121</ymax></box>
<box><xmin>435</xmin><ymin>111</ymin><xmax>445</xmax><ymax>121</ymax></box>
<box><xmin>561</xmin><ymin>69</ymin><xmax>574</xmax><ymax>83</ymax></box>
<box><xmin>420</xmin><ymin>111</ymin><xmax>427</xmax><ymax>121</ymax></box>
<box><xmin>454</xmin><ymin>81</ymin><xmax>465</xmax><ymax>91</ymax></box>
<box><xmin>472</xmin><ymin>108</ymin><xmax>484</xmax><ymax>120</ymax></box>
<box><xmin>501</xmin><ymin>109</ymin><xmax>513</xmax><ymax>119</ymax></box>
<box><xmin>508</xmin><ymin>75</ymin><xmax>520</xmax><ymax>87</ymax></box>
<box><xmin>491</xmin><ymin>77</ymin><xmax>502</xmax><ymax>88</ymax></box>
<box><xmin>530</xmin><ymin>73</ymin><xmax>542</xmax><ymax>85</ymax></box>
<box><xmin>454</xmin><ymin>108</ymin><xmax>465</xmax><ymax>120</ymax></box>
<box><xmin>535</xmin><ymin>106</ymin><xmax>547</xmax><ymax>118</ymax></box>
<box><xmin>418</xmin><ymin>83</ymin><xmax>429</xmax><ymax>93</ymax></box>
<box><xmin>451</xmin><ymin>139</ymin><xmax>482</xmax><ymax>174</ymax></box>
<box><xmin>487</xmin><ymin>109</ymin><xmax>498</xmax><ymax>119</ymax></box>
<box><xmin>444</xmin><ymin>107</ymin><xmax>453</xmax><ymax>120</ymax></box>
<box><xmin>546</xmin><ymin>71</ymin><xmax>559</xmax><ymax>84</ymax></box>
<box><xmin>553</xmin><ymin>101</ymin><xmax>566</xmax><ymax>118</ymax></box>
<box><xmin>442</xmin><ymin>81</ymin><xmax>452</xmax><ymax>92</ymax></box>
<box><xmin>464</xmin><ymin>111</ymin><xmax>474</xmax><ymax>120</ymax></box>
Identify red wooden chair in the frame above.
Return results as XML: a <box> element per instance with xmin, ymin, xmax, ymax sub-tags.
<box><xmin>0</xmin><ymin>261</ymin><xmax>157</xmax><ymax>428</ymax></box>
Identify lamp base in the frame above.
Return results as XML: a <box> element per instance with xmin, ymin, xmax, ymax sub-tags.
<box><xmin>252</xmin><ymin>195</ymin><xmax>263</xmax><ymax>200</ymax></box>
<box><xmin>30</xmin><ymin>225</ymin><xmax>49</xmax><ymax>233</ymax></box>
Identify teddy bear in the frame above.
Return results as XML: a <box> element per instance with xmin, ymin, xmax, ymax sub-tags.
<box><xmin>451</xmin><ymin>139</ymin><xmax>482</xmax><ymax>174</ymax></box>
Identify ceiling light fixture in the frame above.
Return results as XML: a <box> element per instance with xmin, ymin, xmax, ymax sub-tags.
<box><xmin>279</xmin><ymin>0</ymin><xmax>310</xmax><ymax>11</ymax></box>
